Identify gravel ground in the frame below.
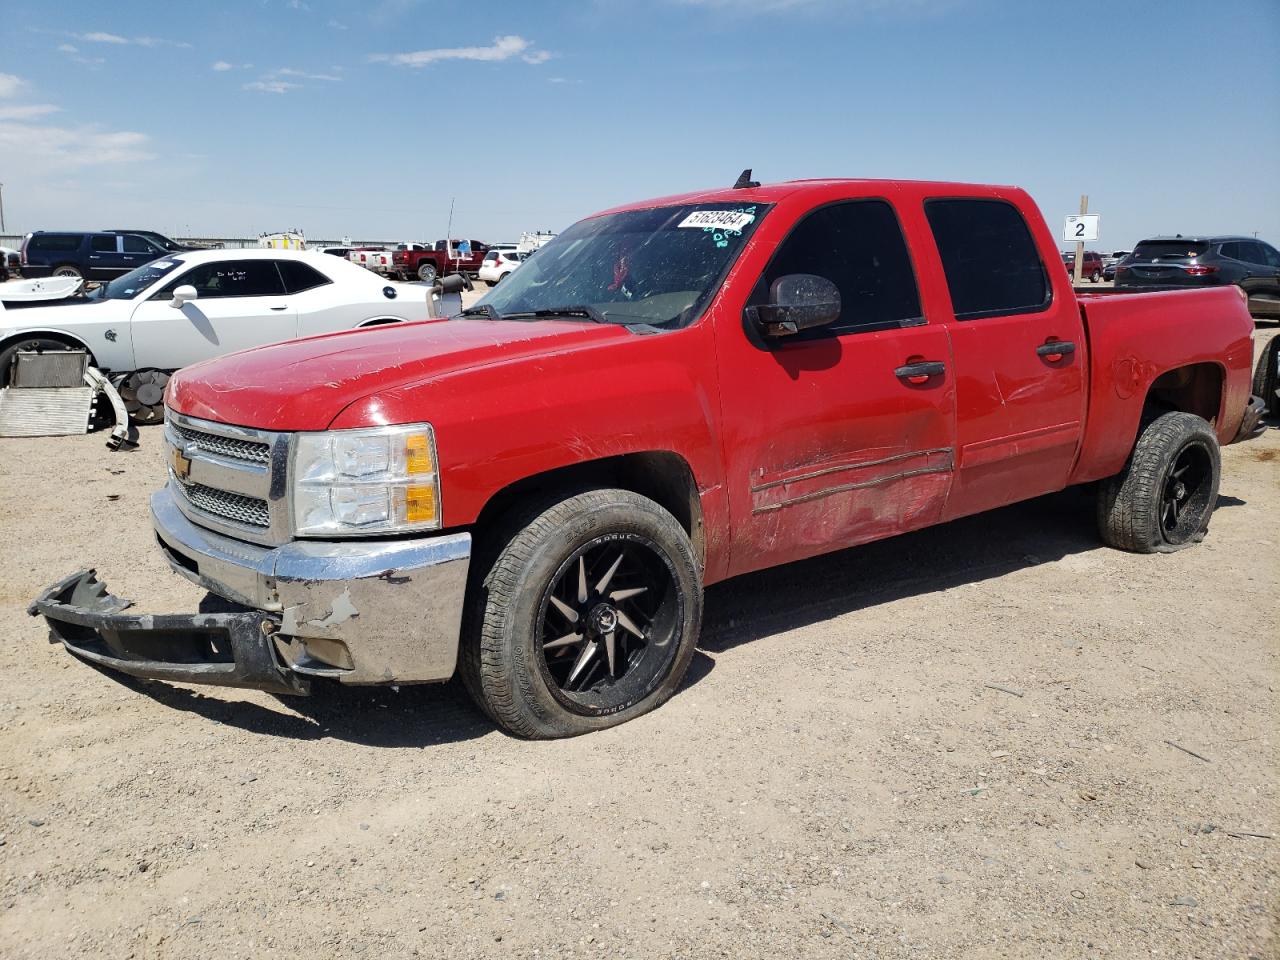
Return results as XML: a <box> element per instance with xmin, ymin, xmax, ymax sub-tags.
<box><xmin>0</xmin><ymin>331</ymin><xmax>1275</xmax><ymax>960</ymax></box>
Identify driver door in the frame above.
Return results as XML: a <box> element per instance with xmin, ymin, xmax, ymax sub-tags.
<box><xmin>713</xmin><ymin>196</ymin><xmax>957</xmax><ymax>578</ymax></box>
<box><xmin>128</xmin><ymin>259</ymin><xmax>298</xmax><ymax>370</ymax></box>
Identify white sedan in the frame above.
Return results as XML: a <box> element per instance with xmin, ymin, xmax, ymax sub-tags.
<box><xmin>0</xmin><ymin>249</ymin><xmax>426</xmax><ymax>423</ymax></box>
<box><xmin>477</xmin><ymin>248</ymin><xmax>528</xmax><ymax>286</ymax></box>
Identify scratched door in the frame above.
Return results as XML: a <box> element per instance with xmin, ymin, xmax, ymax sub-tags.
<box><xmin>714</xmin><ymin>196</ymin><xmax>957</xmax><ymax>578</ymax></box>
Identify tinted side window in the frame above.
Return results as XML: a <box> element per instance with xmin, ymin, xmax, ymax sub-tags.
<box><xmin>90</xmin><ymin>235</ymin><xmax>118</xmax><ymax>253</ymax></box>
<box><xmin>748</xmin><ymin>199</ymin><xmax>923</xmax><ymax>335</ymax></box>
<box><xmin>159</xmin><ymin>260</ymin><xmax>286</xmax><ymax>299</ymax></box>
<box><xmin>32</xmin><ymin>234</ymin><xmax>84</xmax><ymax>253</ymax></box>
<box><xmin>1219</xmin><ymin>242</ymin><xmax>1242</xmax><ymax>261</ymax></box>
<box><xmin>276</xmin><ymin>260</ymin><xmax>331</xmax><ymax>293</ymax></box>
<box><xmin>121</xmin><ymin>234</ymin><xmax>157</xmax><ymax>254</ymax></box>
<box><xmin>925</xmin><ymin>199</ymin><xmax>1050</xmax><ymax>320</ymax></box>
<box><xmin>1240</xmin><ymin>242</ymin><xmax>1271</xmax><ymax>266</ymax></box>
<box><xmin>1260</xmin><ymin>243</ymin><xmax>1280</xmax><ymax>268</ymax></box>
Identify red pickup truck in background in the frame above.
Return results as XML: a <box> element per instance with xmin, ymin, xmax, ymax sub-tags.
<box><xmin>33</xmin><ymin>176</ymin><xmax>1263</xmax><ymax>739</ymax></box>
<box><xmin>392</xmin><ymin>239</ymin><xmax>490</xmax><ymax>283</ymax></box>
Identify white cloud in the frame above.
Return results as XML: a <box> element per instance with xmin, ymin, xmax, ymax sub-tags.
<box><xmin>372</xmin><ymin>34</ymin><xmax>552</xmax><ymax>68</ymax></box>
<box><xmin>58</xmin><ymin>43</ymin><xmax>79</xmax><ymax>53</ymax></box>
<box><xmin>274</xmin><ymin>67</ymin><xmax>342</xmax><ymax>82</ymax></box>
<box><xmin>327</xmin><ymin>19</ymin><xmax>348</xmax><ymax>29</ymax></box>
<box><xmin>0</xmin><ymin>104</ymin><xmax>62</xmax><ymax>120</ymax></box>
<box><xmin>0</xmin><ymin>120</ymin><xmax>153</xmax><ymax>167</ymax></box>
<box><xmin>212</xmin><ymin>60</ymin><xmax>234</xmax><ymax>71</ymax></box>
<box><xmin>244</xmin><ymin>79</ymin><xmax>302</xmax><ymax>94</ymax></box>
<box><xmin>80</xmin><ymin>31</ymin><xmax>129</xmax><ymax>44</ymax></box>
<box><xmin>0</xmin><ymin>73</ymin><xmax>25</xmax><ymax>98</ymax></box>
<box><xmin>77</xmin><ymin>31</ymin><xmax>192</xmax><ymax>49</ymax></box>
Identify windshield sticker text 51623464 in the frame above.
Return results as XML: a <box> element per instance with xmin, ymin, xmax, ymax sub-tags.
<box><xmin>679</xmin><ymin>207</ymin><xmax>757</xmax><ymax>248</ymax></box>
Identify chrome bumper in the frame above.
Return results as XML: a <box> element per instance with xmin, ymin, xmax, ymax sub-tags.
<box><xmin>32</xmin><ymin>487</ymin><xmax>472</xmax><ymax>690</ymax></box>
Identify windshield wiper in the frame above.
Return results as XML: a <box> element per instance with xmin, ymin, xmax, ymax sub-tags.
<box><xmin>457</xmin><ymin>304</ymin><xmax>500</xmax><ymax>320</ymax></box>
<box><xmin>501</xmin><ymin>305</ymin><xmax>608</xmax><ymax>324</ymax></box>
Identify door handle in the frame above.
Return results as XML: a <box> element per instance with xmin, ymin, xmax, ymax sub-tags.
<box><xmin>894</xmin><ymin>360</ymin><xmax>946</xmax><ymax>384</ymax></box>
<box><xmin>1036</xmin><ymin>340</ymin><xmax>1077</xmax><ymax>360</ymax></box>
<box><xmin>269</xmin><ymin>305</ymin><xmax>289</xmax><ymax>311</ymax></box>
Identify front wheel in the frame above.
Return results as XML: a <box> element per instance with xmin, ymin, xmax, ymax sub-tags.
<box><xmin>416</xmin><ymin>263</ymin><xmax>437</xmax><ymax>284</ymax></box>
<box><xmin>1090</xmin><ymin>270</ymin><xmax>1102</xmax><ymax>283</ymax></box>
<box><xmin>1096</xmin><ymin>411</ymin><xmax>1221</xmax><ymax>553</ymax></box>
<box><xmin>461</xmin><ymin>489</ymin><xmax>702</xmax><ymax>738</ymax></box>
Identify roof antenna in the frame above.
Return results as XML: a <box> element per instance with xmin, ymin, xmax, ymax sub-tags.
<box><xmin>733</xmin><ymin>168</ymin><xmax>760</xmax><ymax>190</ymax></box>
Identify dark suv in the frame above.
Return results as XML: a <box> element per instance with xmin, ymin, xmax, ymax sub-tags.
<box><xmin>1115</xmin><ymin>235</ymin><xmax>1280</xmax><ymax>318</ymax></box>
<box><xmin>19</xmin><ymin>231</ymin><xmax>169</xmax><ymax>281</ymax></box>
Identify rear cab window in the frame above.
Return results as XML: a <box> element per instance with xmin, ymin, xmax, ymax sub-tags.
<box><xmin>924</xmin><ymin>198</ymin><xmax>1050</xmax><ymax>320</ymax></box>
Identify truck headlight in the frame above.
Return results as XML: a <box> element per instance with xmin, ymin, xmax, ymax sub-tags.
<box><xmin>291</xmin><ymin>424</ymin><xmax>441</xmax><ymax>537</ymax></box>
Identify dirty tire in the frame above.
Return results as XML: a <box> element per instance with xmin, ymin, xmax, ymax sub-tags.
<box><xmin>1252</xmin><ymin>335</ymin><xmax>1280</xmax><ymax>418</ymax></box>
<box><xmin>1096</xmin><ymin>412</ymin><xmax>1221</xmax><ymax>553</ymax></box>
<box><xmin>460</xmin><ymin>489</ymin><xmax>702</xmax><ymax>739</ymax></box>
<box><xmin>416</xmin><ymin>262</ymin><xmax>437</xmax><ymax>284</ymax></box>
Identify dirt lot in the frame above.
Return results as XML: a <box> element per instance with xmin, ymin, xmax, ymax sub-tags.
<box><xmin>0</xmin><ymin>335</ymin><xmax>1276</xmax><ymax>960</ymax></box>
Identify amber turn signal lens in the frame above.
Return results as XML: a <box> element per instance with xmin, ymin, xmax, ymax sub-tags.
<box><xmin>405</xmin><ymin>433</ymin><xmax>434</xmax><ymax>475</ymax></box>
<box><xmin>403</xmin><ymin>484</ymin><xmax>438</xmax><ymax>524</ymax></box>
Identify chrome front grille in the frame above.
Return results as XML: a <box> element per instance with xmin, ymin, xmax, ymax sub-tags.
<box><xmin>174</xmin><ymin>477</ymin><xmax>270</xmax><ymax>528</ymax></box>
<box><xmin>164</xmin><ymin>410</ymin><xmax>291</xmax><ymax>546</ymax></box>
<box><xmin>170</xmin><ymin>423</ymin><xmax>270</xmax><ymax>465</ymax></box>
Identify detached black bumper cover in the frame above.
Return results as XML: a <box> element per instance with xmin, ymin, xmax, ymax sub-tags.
<box><xmin>1234</xmin><ymin>395</ymin><xmax>1267</xmax><ymax>443</ymax></box>
<box><xmin>29</xmin><ymin>570</ymin><xmax>309</xmax><ymax>696</ymax></box>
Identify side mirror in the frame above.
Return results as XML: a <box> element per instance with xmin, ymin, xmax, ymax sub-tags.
<box><xmin>434</xmin><ymin>272</ymin><xmax>473</xmax><ymax>295</ymax></box>
<box><xmin>746</xmin><ymin>274</ymin><xmax>841</xmax><ymax>338</ymax></box>
<box><xmin>170</xmin><ymin>285</ymin><xmax>198</xmax><ymax>309</ymax></box>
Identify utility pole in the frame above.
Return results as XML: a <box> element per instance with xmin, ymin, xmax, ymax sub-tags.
<box><xmin>1074</xmin><ymin>194</ymin><xmax>1088</xmax><ymax>287</ymax></box>
<box><xmin>0</xmin><ymin>183</ymin><xmax>6</xmax><ymax>233</ymax></box>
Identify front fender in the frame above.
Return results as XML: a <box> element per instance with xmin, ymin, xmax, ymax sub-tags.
<box><xmin>329</xmin><ymin>322</ymin><xmax>731</xmax><ymax>578</ymax></box>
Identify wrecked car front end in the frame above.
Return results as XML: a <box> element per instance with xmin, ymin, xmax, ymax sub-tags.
<box><xmin>31</xmin><ymin>411</ymin><xmax>472</xmax><ymax>694</ymax></box>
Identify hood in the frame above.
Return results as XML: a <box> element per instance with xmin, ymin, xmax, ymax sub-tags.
<box><xmin>166</xmin><ymin>318</ymin><xmax>633</xmax><ymax>431</ymax></box>
<box><xmin>0</xmin><ymin>296</ymin><xmax>113</xmax><ymax>322</ymax></box>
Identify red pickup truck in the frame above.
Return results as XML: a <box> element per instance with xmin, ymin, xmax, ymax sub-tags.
<box><xmin>392</xmin><ymin>239</ymin><xmax>489</xmax><ymax>283</ymax></box>
<box><xmin>32</xmin><ymin>177</ymin><xmax>1264</xmax><ymax>739</ymax></box>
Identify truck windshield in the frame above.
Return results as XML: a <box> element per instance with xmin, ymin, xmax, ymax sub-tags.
<box><xmin>92</xmin><ymin>259</ymin><xmax>183</xmax><ymax>300</ymax></box>
<box><xmin>476</xmin><ymin>201</ymin><xmax>770</xmax><ymax>330</ymax></box>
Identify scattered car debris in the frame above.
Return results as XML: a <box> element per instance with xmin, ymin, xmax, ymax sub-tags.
<box><xmin>984</xmin><ymin>683</ymin><xmax>1025</xmax><ymax>698</ymax></box>
<box><xmin>1164</xmin><ymin>740</ymin><xmax>1212</xmax><ymax>763</ymax></box>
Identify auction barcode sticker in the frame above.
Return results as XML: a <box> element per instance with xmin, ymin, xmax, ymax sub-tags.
<box><xmin>678</xmin><ymin>210</ymin><xmax>755</xmax><ymax>231</ymax></box>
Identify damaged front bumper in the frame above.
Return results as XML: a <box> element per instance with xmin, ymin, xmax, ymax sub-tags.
<box><xmin>30</xmin><ymin>488</ymin><xmax>473</xmax><ymax>693</ymax></box>
<box><xmin>30</xmin><ymin>570</ymin><xmax>308</xmax><ymax>695</ymax></box>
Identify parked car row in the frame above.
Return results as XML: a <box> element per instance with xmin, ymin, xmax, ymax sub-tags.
<box><xmin>0</xmin><ymin>249</ymin><xmax>427</xmax><ymax>422</ymax></box>
<box><xmin>1114</xmin><ymin>236</ymin><xmax>1280</xmax><ymax>318</ymax></box>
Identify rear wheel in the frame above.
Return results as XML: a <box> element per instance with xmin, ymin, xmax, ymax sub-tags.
<box><xmin>461</xmin><ymin>489</ymin><xmax>702</xmax><ymax>738</ymax></box>
<box><xmin>117</xmin><ymin>369</ymin><xmax>170</xmax><ymax>425</ymax></box>
<box><xmin>416</xmin><ymin>262</ymin><xmax>437</xmax><ymax>284</ymax></box>
<box><xmin>52</xmin><ymin>264</ymin><xmax>82</xmax><ymax>279</ymax></box>
<box><xmin>1253</xmin><ymin>335</ymin><xmax>1280</xmax><ymax>418</ymax></box>
<box><xmin>1097</xmin><ymin>411</ymin><xmax>1220</xmax><ymax>553</ymax></box>
<box><xmin>1090</xmin><ymin>270</ymin><xmax>1102</xmax><ymax>283</ymax></box>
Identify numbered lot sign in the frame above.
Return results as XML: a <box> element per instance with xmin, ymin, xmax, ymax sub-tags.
<box><xmin>1064</xmin><ymin>215</ymin><xmax>1100</xmax><ymax>243</ymax></box>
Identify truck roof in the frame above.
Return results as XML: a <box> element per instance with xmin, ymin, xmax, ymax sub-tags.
<box><xmin>594</xmin><ymin>178</ymin><xmax>1025</xmax><ymax>217</ymax></box>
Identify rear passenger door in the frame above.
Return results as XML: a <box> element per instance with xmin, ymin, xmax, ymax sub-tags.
<box><xmin>86</xmin><ymin>234</ymin><xmax>129</xmax><ymax>279</ymax></box>
<box><xmin>923</xmin><ymin>197</ymin><xmax>1087</xmax><ymax>521</ymax></box>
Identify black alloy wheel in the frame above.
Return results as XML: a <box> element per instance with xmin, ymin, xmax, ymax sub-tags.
<box><xmin>536</xmin><ymin>534</ymin><xmax>681</xmax><ymax>714</ymax></box>
<box><xmin>1158</xmin><ymin>439</ymin><xmax>1215</xmax><ymax>546</ymax></box>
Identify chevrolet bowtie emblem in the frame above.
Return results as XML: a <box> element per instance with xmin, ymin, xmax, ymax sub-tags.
<box><xmin>171</xmin><ymin>444</ymin><xmax>192</xmax><ymax>482</ymax></box>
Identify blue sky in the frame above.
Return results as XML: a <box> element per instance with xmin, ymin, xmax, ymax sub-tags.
<box><xmin>1</xmin><ymin>0</ymin><xmax>1277</xmax><ymax>249</ymax></box>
